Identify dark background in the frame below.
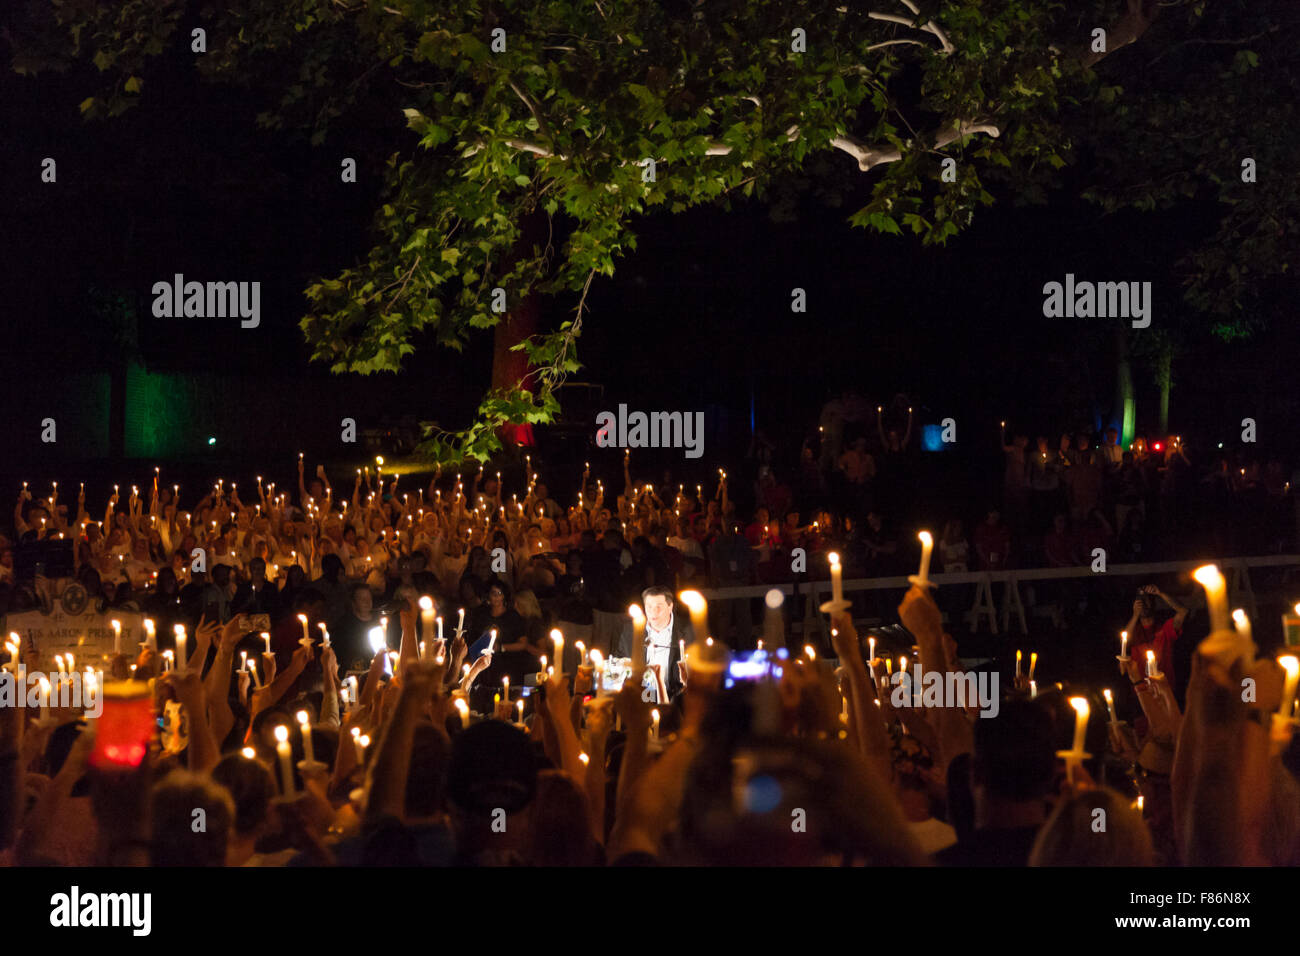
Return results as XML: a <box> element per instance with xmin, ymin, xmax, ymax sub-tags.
<box><xmin>2</xmin><ymin>34</ymin><xmax>1296</xmax><ymax>509</ymax></box>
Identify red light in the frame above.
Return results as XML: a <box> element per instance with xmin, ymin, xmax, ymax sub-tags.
<box><xmin>1152</xmin><ymin>442</ymin><xmax>1163</xmax><ymax>451</ymax></box>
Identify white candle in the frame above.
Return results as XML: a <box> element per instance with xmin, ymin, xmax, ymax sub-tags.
<box><xmin>1120</xmin><ymin>630</ymin><xmax>1128</xmax><ymax>658</ymax></box>
<box><xmin>651</xmin><ymin>708</ymin><xmax>661</xmax><ymax>741</ymax></box>
<box><xmin>39</xmin><ymin>676</ymin><xmax>50</xmax><ymax>721</ymax></box>
<box><xmin>174</xmin><ymin>625</ymin><xmax>187</xmax><ymax>674</ymax></box>
<box><xmin>1145</xmin><ymin>649</ymin><xmax>1161</xmax><ymax>680</ymax></box>
<box><xmin>162</xmin><ymin>650</ymin><xmax>174</xmax><ymax>672</ymax></box>
<box><xmin>868</xmin><ymin>636</ymin><xmax>876</xmax><ymax>664</ymax></box>
<box><xmin>516</xmin><ymin>699</ymin><xmax>525</xmax><ymax>723</ymax></box>
<box><xmin>551</xmin><ymin>629</ymin><xmax>565</xmax><ymax>676</ymax></box>
<box><xmin>1232</xmin><ymin>608</ymin><xmax>1252</xmax><ymax>647</ymax></box>
<box><xmin>1015</xmin><ymin>649</ymin><xmax>1022</xmax><ymax>678</ymax></box>
<box><xmin>419</xmin><ymin>596</ymin><xmax>435</xmax><ymax>653</ymax></box>
<box><xmin>318</xmin><ymin>623</ymin><xmax>330</xmax><ymax>647</ymax></box>
<box><xmin>437</xmin><ymin>616</ymin><xmax>444</xmax><ymax>642</ymax></box>
<box><xmin>350</xmin><ymin>727</ymin><xmax>363</xmax><ymax>763</ymax></box>
<box><xmin>111</xmin><ymin>619</ymin><xmax>122</xmax><ymax>655</ymax></box>
<box><xmin>454</xmin><ymin>698</ymin><xmax>470</xmax><ymax>729</ymax></box>
<box><xmin>1103</xmin><ymin>688</ymin><xmax>1117</xmax><ymax>723</ymax></box>
<box><xmin>248</xmin><ymin>655</ymin><xmax>260</xmax><ymax>687</ymax></box>
<box><xmin>388</xmin><ymin>650</ymin><xmax>400</xmax><ymax>679</ymax></box>
<box><xmin>627</xmin><ymin>608</ymin><xmax>645</xmax><ymax>671</ymax></box>
<box><xmin>457</xmin><ymin>607</ymin><xmax>465</xmax><ymax>634</ymax></box>
<box><xmin>1028</xmin><ymin>652</ymin><xmax>1037</xmax><ymax>681</ymax></box>
<box><xmin>275</xmin><ymin>725</ymin><xmax>295</xmax><ymax>796</ymax></box>
<box><xmin>916</xmin><ymin>531</ymin><xmax>933</xmax><ymax>584</ymax></box>
<box><xmin>1069</xmin><ymin>696</ymin><xmax>1089</xmax><ymax>752</ymax></box>
<box><xmin>679</xmin><ymin>590</ymin><xmax>708</xmax><ymax>642</ymax></box>
<box><xmin>240</xmin><ymin>650</ymin><xmax>248</xmax><ymax>673</ymax></box>
<box><xmin>1193</xmin><ymin>564</ymin><xmax>1230</xmax><ymax>634</ymax></box>
<box><xmin>296</xmin><ymin>710</ymin><xmax>315</xmax><ymax>763</ymax></box>
<box><xmin>828</xmin><ymin>552</ymin><xmax>844</xmax><ymax>604</ymax></box>
<box><xmin>1029</xmin><ymin>680</ymin><xmax>1037</xmax><ymax>698</ymax></box>
<box><xmin>262</xmin><ymin>632</ymin><xmax>272</xmax><ymax>656</ymax></box>
<box><xmin>144</xmin><ymin>618</ymin><xmax>156</xmax><ymax>650</ymax></box>
<box><xmin>1277</xmin><ymin>656</ymin><xmax>1300</xmax><ymax>718</ymax></box>
<box><xmin>502</xmin><ymin>675</ymin><xmax>510</xmax><ymax>702</ymax></box>
<box><xmin>488</xmin><ymin>628</ymin><xmax>499</xmax><ymax>654</ymax></box>
<box><xmin>297</xmin><ymin>614</ymin><xmax>310</xmax><ymax>648</ymax></box>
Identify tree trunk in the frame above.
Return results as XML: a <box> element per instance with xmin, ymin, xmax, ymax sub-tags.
<box><xmin>489</xmin><ymin>211</ymin><xmax>548</xmax><ymax>448</ymax></box>
<box><xmin>1114</xmin><ymin>325</ymin><xmax>1135</xmax><ymax>447</ymax></box>
<box><xmin>1156</xmin><ymin>346</ymin><xmax>1172</xmax><ymax>437</ymax></box>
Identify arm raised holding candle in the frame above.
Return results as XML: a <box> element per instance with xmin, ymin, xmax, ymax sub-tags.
<box><xmin>365</xmin><ymin>660</ymin><xmax>448</xmax><ymax>828</ymax></box>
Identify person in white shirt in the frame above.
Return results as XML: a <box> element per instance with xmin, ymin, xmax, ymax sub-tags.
<box><xmin>612</xmin><ymin>585</ymin><xmax>696</xmax><ymax>704</ymax></box>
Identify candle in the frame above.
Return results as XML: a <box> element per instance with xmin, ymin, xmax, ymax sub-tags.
<box><xmin>161</xmin><ymin>650</ymin><xmax>174</xmax><ymax>672</ymax></box>
<box><xmin>240</xmin><ymin>650</ymin><xmax>248</xmax><ymax>673</ymax></box>
<box><xmin>551</xmin><ymin>629</ymin><xmax>565</xmax><ymax>676</ymax></box>
<box><xmin>318</xmin><ymin>623</ymin><xmax>330</xmax><ymax>647</ymax></box>
<box><xmin>516</xmin><ymin>699</ymin><xmax>525</xmax><ymax>723</ymax></box>
<box><xmin>262</xmin><ymin>632</ymin><xmax>272</xmax><ymax>656</ymax></box>
<box><xmin>174</xmin><ymin>625</ymin><xmax>187</xmax><ymax>674</ymax></box>
<box><xmin>457</xmin><ymin>608</ymin><xmax>465</xmax><ymax>634</ymax></box>
<box><xmin>868</xmin><ymin>636</ymin><xmax>876</xmax><ymax>664</ymax></box>
<box><xmin>1277</xmin><ymin>656</ymin><xmax>1300</xmax><ymax>718</ymax></box>
<box><xmin>1145</xmin><ymin>649</ymin><xmax>1161</xmax><ymax>680</ymax></box>
<box><xmin>349</xmin><ymin>727</ymin><xmax>363</xmax><ymax>762</ymax></box>
<box><xmin>1028</xmin><ymin>652</ymin><xmax>1038</xmax><ymax>681</ymax></box>
<box><xmin>828</xmin><ymin>552</ymin><xmax>844</xmax><ymax>604</ymax></box>
<box><xmin>627</xmin><ymin>607</ymin><xmax>645</xmax><ymax>672</ymax></box>
<box><xmin>388</xmin><ymin>650</ymin><xmax>400</xmax><ymax>679</ymax></box>
<box><xmin>274</xmin><ymin>725</ymin><xmax>296</xmax><ymax>796</ymax></box>
<box><xmin>297</xmin><ymin>613</ymin><xmax>310</xmax><ymax>647</ymax></box>
<box><xmin>1136</xmin><ymin>795</ymin><xmax>1144</xmax><ymax>814</ymax></box>
<box><xmin>502</xmin><ymin>675</ymin><xmax>510</xmax><ymax>701</ymax></box>
<box><xmin>651</xmin><ymin>708</ymin><xmax>661</xmax><ymax>741</ymax></box>
<box><xmin>804</xmin><ymin>645</ymin><xmax>817</xmax><ymax>663</ymax></box>
<box><xmin>1029</xmin><ymin>680</ymin><xmax>1037</xmax><ymax>698</ymax></box>
<box><xmin>111</xmin><ymin>619</ymin><xmax>122</xmax><ymax>655</ymax></box>
<box><xmin>38</xmin><ymin>676</ymin><xmax>50</xmax><ymax>720</ymax></box>
<box><xmin>55</xmin><ymin>654</ymin><xmax>66</xmax><ymax>676</ymax></box>
<box><xmin>488</xmin><ymin>628</ymin><xmax>499</xmax><ymax>654</ymax></box>
<box><xmin>419</xmin><ymin>596</ymin><xmax>435</xmax><ymax>652</ymax></box>
<box><xmin>242</xmin><ymin>746</ymin><xmax>257</xmax><ymax>760</ymax></box>
<box><xmin>1120</xmin><ymin>630</ymin><xmax>1128</xmax><ymax>659</ymax></box>
<box><xmin>1193</xmin><ymin>564</ymin><xmax>1230</xmax><ymax>634</ymax></box>
<box><xmin>1103</xmin><ymin>688</ymin><xmax>1117</xmax><ymax>723</ymax></box>
<box><xmin>575</xmin><ymin>641</ymin><xmax>586</xmax><ymax>666</ymax></box>
<box><xmin>916</xmin><ymin>531</ymin><xmax>933</xmax><ymax>584</ymax></box>
<box><xmin>679</xmin><ymin>590</ymin><xmax>708</xmax><ymax>643</ymax></box>
<box><xmin>296</xmin><ymin>710</ymin><xmax>315</xmax><ymax>763</ymax></box>
<box><xmin>248</xmin><ymin>655</ymin><xmax>260</xmax><ymax>687</ymax></box>
<box><xmin>437</xmin><ymin>616</ymin><xmax>444</xmax><ymax>643</ymax></box>
<box><xmin>1232</xmin><ymin>608</ymin><xmax>1252</xmax><ymax>647</ymax></box>
<box><xmin>454</xmin><ymin>698</ymin><xmax>470</xmax><ymax>729</ymax></box>
<box><xmin>143</xmin><ymin>618</ymin><xmax>156</xmax><ymax>650</ymax></box>
<box><xmin>1015</xmin><ymin>649</ymin><xmax>1022</xmax><ymax>678</ymax></box>
<box><xmin>1069</xmin><ymin>696</ymin><xmax>1089</xmax><ymax>753</ymax></box>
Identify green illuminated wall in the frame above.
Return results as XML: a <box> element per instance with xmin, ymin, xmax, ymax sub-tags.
<box><xmin>123</xmin><ymin>364</ymin><xmax>199</xmax><ymax>458</ymax></box>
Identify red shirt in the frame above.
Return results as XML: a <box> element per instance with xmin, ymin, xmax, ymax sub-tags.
<box><xmin>1131</xmin><ymin>617</ymin><xmax>1182</xmax><ymax>686</ymax></box>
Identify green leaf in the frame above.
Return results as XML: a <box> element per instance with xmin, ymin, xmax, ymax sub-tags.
<box><xmin>124</xmin><ymin>76</ymin><xmax>142</xmax><ymax>94</ymax></box>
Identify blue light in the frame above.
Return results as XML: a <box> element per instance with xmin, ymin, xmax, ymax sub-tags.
<box><xmin>922</xmin><ymin>424</ymin><xmax>946</xmax><ymax>452</ymax></box>
<box><xmin>207</xmin><ymin>437</ymin><xmax>216</xmax><ymax>446</ymax></box>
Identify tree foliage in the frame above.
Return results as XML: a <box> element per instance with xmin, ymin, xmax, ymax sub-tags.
<box><xmin>10</xmin><ymin>0</ymin><xmax>1294</xmax><ymax>460</ymax></box>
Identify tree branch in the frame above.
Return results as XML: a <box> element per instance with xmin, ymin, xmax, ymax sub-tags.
<box><xmin>1079</xmin><ymin>0</ymin><xmax>1160</xmax><ymax>68</ymax></box>
<box><xmin>868</xmin><ymin>1</ymin><xmax>955</xmax><ymax>55</ymax></box>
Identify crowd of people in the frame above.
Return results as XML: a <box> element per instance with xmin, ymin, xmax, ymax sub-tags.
<box><xmin>0</xmin><ymin>437</ymin><xmax>1297</xmax><ymax>869</ymax></box>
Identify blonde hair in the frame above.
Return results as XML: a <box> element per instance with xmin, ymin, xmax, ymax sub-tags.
<box><xmin>514</xmin><ymin>589</ymin><xmax>542</xmax><ymax>620</ymax></box>
<box><xmin>1029</xmin><ymin>787</ymin><xmax>1153</xmax><ymax>866</ymax></box>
